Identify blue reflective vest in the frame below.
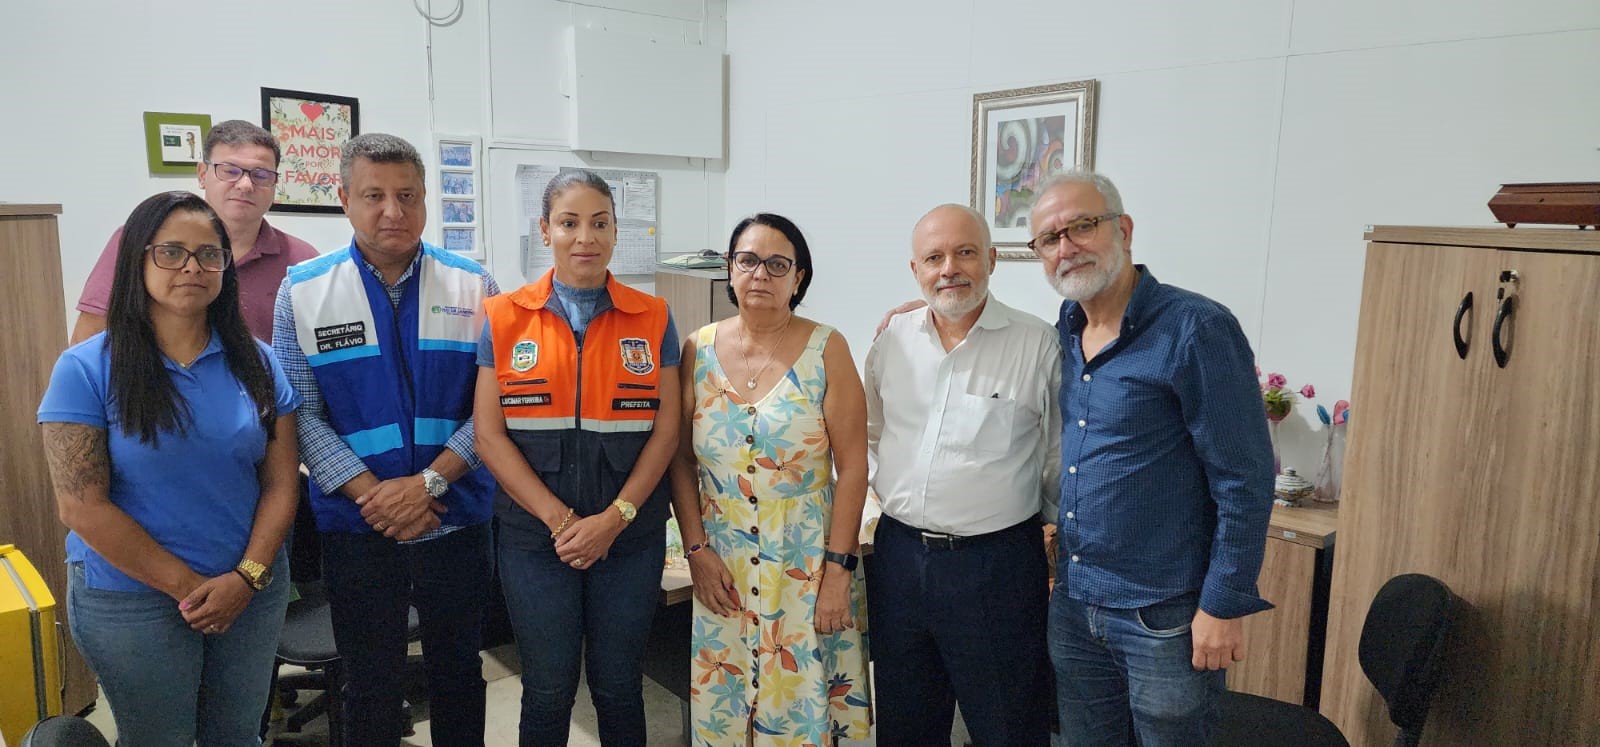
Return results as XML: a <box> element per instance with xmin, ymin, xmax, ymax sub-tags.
<box><xmin>285</xmin><ymin>242</ymin><xmax>494</xmax><ymax>533</ymax></box>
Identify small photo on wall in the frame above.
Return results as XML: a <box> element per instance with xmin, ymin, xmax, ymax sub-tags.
<box><xmin>142</xmin><ymin>112</ymin><xmax>212</xmax><ymax>175</ymax></box>
<box><xmin>442</xmin><ymin>199</ymin><xmax>476</xmax><ymax>225</ymax></box>
<box><xmin>440</xmin><ymin>142</ymin><xmax>473</xmax><ymax>168</ymax></box>
<box><xmin>159</xmin><ymin>124</ymin><xmax>204</xmax><ymax>163</ymax></box>
<box><xmin>441</xmin><ymin>171</ymin><xmax>475</xmax><ymax>196</ymax></box>
<box><xmin>443</xmin><ymin>227</ymin><xmax>475</xmax><ymax>254</ymax></box>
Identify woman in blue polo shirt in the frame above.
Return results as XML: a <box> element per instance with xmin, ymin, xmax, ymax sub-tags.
<box><xmin>37</xmin><ymin>191</ymin><xmax>301</xmax><ymax>746</ymax></box>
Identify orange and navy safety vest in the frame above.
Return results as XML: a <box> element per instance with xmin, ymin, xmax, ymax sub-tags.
<box><xmin>482</xmin><ymin>270</ymin><xmax>672</xmax><ymax>546</ymax></box>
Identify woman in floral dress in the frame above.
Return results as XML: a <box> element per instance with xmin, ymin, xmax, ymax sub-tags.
<box><xmin>670</xmin><ymin>213</ymin><xmax>873</xmax><ymax>746</ymax></box>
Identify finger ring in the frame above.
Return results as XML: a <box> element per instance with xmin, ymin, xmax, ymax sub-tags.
<box><xmin>572</xmin><ymin>558</ymin><xmax>585</xmax><ymax>567</ymax></box>
<box><xmin>207</xmin><ymin>626</ymin><xmax>219</xmax><ymax>633</ymax></box>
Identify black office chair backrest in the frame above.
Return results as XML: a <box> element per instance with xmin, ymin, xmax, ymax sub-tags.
<box><xmin>288</xmin><ymin>472</ymin><xmax>322</xmax><ymax>584</ymax></box>
<box><xmin>20</xmin><ymin>716</ymin><xmax>111</xmax><ymax>747</ymax></box>
<box><xmin>1358</xmin><ymin>573</ymin><xmax>1462</xmax><ymax>745</ymax></box>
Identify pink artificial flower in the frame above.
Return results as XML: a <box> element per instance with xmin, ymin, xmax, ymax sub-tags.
<box><xmin>1266</xmin><ymin>373</ymin><xmax>1287</xmax><ymax>389</ymax></box>
<box><xmin>1332</xmin><ymin>400</ymin><xmax>1349</xmax><ymax>426</ymax></box>
<box><xmin>1300</xmin><ymin>384</ymin><xmax>1316</xmax><ymax>399</ymax></box>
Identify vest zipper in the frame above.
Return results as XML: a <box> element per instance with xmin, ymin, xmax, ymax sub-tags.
<box><xmin>573</xmin><ymin>327</ymin><xmax>584</xmax><ymax>484</ymax></box>
<box><xmin>392</xmin><ymin>298</ymin><xmax>417</xmax><ymax>464</ymax></box>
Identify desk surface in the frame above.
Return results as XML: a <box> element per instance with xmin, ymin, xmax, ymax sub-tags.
<box><xmin>1268</xmin><ymin>501</ymin><xmax>1339</xmax><ymax>549</ymax></box>
<box><xmin>662</xmin><ymin>567</ymin><xmax>692</xmax><ymax>605</ymax></box>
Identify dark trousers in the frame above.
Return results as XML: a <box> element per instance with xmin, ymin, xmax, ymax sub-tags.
<box><xmin>321</xmin><ymin>522</ymin><xmax>493</xmax><ymax>747</ymax></box>
<box><xmin>498</xmin><ymin>522</ymin><xmax>664</xmax><ymax>747</ymax></box>
<box><xmin>867</xmin><ymin>514</ymin><xmax>1052</xmax><ymax>747</ymax></box>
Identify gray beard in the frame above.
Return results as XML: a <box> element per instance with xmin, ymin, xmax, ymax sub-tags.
<box><xmin>1049</xmin><ymin>240</ymin><xmax>1126</xmax><ymax>301</ymax></box>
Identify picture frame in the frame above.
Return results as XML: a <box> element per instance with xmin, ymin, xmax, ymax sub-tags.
<box><xmin>142</xmin><ymin>112</ymin><xmax>212</xmax><ymax>175</ymax></box>
<box><xmin>440</xmin><ymin>170</ymin><xmax>476</xmax><ymax>197</ymax></box>
<box><xmin>970</xmin><ymin>79</ymin><xmax>1099</xmax><ymax>258</ymax></box>
<box><xmin>434</xmin><ymin>135</ymin><xmax>484</xmax><ymax>259</ymax></box>
<box><xmin>441</xmin><ymin>199</ymin><xmax>477</xmax><ymax>226</ymax></box>
<box><xmin>261</xmin><ymin>87</ymin><xmax>360</xmax><ymax>214</ymax></box>
<box><xmin>443</xmin><ymin>227</ymin><xmax>477</xmax><ymax>256</ymax></box>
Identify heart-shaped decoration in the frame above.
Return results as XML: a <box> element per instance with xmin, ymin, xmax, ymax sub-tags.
<box><xmin>299</xmin><ymin>102</ymin><xmax>325</xmax><ymax>121</ymax></box>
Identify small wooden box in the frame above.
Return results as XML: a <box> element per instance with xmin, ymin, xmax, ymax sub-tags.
<box><xmin>1487</xmin><ymin>182</ymin><xmax>1600</xmax><ymax>228</ymax></box>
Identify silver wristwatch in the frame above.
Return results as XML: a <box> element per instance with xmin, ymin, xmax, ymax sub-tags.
<box><xmin>421</xmin><ymin>467</ymin><xmax>449</xmax><ymax>498</ymax></box>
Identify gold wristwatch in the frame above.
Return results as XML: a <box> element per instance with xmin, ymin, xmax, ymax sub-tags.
<box><xmin>235</xmin><ymin>558</ymin><xmax>272</xmax><ymax>591</ymax></box>
<box><xmin>611</xmin><ymin>498</ymin><xmax>638</xmax><ymax>524</ymax></box>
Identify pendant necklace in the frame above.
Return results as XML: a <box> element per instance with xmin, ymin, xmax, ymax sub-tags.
<box><xmin>737</xmin><ymin>314</ymin><xmax>794</xmax><ymax>391</ymax></box>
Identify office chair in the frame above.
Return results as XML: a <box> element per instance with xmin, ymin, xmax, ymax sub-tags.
<box><xmin>18</xmin><ymin>716</ymin><xmax>110</xmax><ymax>747</ymax></box>
<box><xmin>268</xmin><ymin>475</ymin><xmax>421</xmax><ymax>743</ymax></box>
<box><xmin>1213</xmin><ymin>573</ymin><xmax>1463</xmax><ymax>747</ymax></box>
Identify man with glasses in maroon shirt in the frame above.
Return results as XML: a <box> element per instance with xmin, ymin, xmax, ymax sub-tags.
<box><xmin>71</xmin><ymin>119</ymin><xmax>319</xmax><ymax>344</ymax></box>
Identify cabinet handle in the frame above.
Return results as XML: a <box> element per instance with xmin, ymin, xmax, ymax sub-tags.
<box><xmin>1452</xmin><ymin>291</ymin><xmax>1473</xmax><ymax>359</ymax></box>
<box><xmin>1492</xmin><ymin>296</ymin><xmax>1516</xmax><ymax>368</ymax></box>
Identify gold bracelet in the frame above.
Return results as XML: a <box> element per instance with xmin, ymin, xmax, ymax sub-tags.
<box><xmin>551</xmin><ymin>508</ymin><xmax>576</xmax><ymax>539</ymax></box>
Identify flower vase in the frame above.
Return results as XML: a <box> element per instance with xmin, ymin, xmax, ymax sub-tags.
<box><xmin>1313</xmin><ymin>427</ymin><xmax>1339</xmax><ymax>503</ymax></box>
<box><xmin>1268</xmin><ymin>418</ymin><xmax>1283</xmax><ymax>476</ymax></box>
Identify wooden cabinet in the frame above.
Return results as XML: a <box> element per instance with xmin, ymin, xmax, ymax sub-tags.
<box><xmin>1320</xmin><ymin>226</ymin><xmax>1600</xmax><ymax>746</ymax></box>
<box><xmin>0</xmin><ymin>204</ymin><xmax>97</xmax><ymax>715</ymax></box>
<box><xmin>1228</xmin><ymin>502</ymin><xmax>1337</xmax><ymax>707</ymax></box>
<box><xmin>655</xmin><ymin>266</ymin><xmax>739</xmax><ymax>336</ymax></box>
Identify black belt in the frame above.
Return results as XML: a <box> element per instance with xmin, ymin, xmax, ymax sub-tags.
<box><xmin>882</xmin><ymin>514</ymin><xmax>1032</xmax><ymax>551</ymax></box>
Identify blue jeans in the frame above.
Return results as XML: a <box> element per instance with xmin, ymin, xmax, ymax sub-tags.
<box><xmin>497</xmin><ymin>522</ymin><xmax>663</xmax><ymax>747</ymax></box>
<box><xmin>67</xmin><ymin>556</ymin><xmax>289</xmax><ymax>746</ymax></box>
<box><xmin>1048</xmin><ymin>590</ymin><xmax>1225</xmax><ymax>747</ymax></box>
<box><xmin>867</xmin><ymin>515</ymin><xmax>1051</xmax><ymax>746</ymax></box>
<box><xmin>321</xmin><ymin>522</ymin><xmax>493</xmax><ymax>747</ymax></box>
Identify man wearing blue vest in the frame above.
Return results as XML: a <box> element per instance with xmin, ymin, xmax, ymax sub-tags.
<box><xmin>271</xmin><ymin>133</ymin><xmax>500</xmax><ymax>746</ymax></box>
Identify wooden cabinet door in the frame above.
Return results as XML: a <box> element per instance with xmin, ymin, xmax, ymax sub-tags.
<box><xmin>1320</xmin><ymin>242</ymin><xmax>1505</xmax><ymax>743</ymax></box>
<box><xmin>1414</xmin><ymin>249</ymin><xmax>1600</xmax><ymax>745</ymax></box>
<box><xmin>1227</xmin><ymin>536</ymin><xmax>1318</xmax><ymax>704</ymax></box>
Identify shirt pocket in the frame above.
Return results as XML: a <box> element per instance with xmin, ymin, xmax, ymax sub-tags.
<box><xmin>943</xmin><ymin>393</ymin><xmax>1017</xmax><ymax>457</ymax></box>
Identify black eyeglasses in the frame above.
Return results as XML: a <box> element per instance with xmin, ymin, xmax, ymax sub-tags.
<box><xmin>207</xmin><ymin>161</ymin><xmax>279</xmax><ymax>186</ymax></box>
<box><xmin>1027</xmin><ymin>212</ymin><xmax>1121</xmax><ymax>253</ymax></box>
<box><xmin>146</xmin><ymin>243</ymin><xmax>231</xmax><ymax>272</ymax></box>
<box><xmin>730</xmin><ymin>251</ymin><xmax>796</xmax><ymax>277</ymax></box>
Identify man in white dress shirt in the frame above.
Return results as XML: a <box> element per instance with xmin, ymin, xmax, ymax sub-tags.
<box><xmin>864</xmin><ymin>203</ymin><xmax>1062</xmax><ymax>746</ymax></box>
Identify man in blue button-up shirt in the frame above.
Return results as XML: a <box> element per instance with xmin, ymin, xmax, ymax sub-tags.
<box><xmin>1031</xmin><ymin>170</ymin><xmax>1274</xmax><ymax>746</ymax></box>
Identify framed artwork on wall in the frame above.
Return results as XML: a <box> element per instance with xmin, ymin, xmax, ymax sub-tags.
<box><xmin>261</xmin><ymin>87</ymin><xmax>359</xmax><ymax>214</ymax></box>
<box><xmin>435</xmin><ymin>135</ymin><xmax>483</xmax><ymax>259</ymax></box>
<box><xmin>969</xmin><ymin>79</ymin><xmax>1099</xmax><ymax>258</ymax></box>
<box><xmin>142</xmin><ymin>112</ymin><xmax>212</xmax><ymax>175</ymax></box>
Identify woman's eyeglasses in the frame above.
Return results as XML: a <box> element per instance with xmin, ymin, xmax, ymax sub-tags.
<box><xmin>146</xmin><ymin>243</ymin><xmax>231</xmax><ymax>272</ymax></box>
<box><xmin>730</xmin><ymin>251</ymin><xmax>795</xmax><ymax>277</ymax></box>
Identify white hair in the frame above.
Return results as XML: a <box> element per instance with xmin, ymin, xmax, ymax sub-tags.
<box><xmin>1031</xmin><ymin>169</ymin><xmax>1126</xmax><ymax>221</ymax></box>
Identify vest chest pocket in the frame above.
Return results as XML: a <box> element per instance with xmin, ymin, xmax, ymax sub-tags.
<box><xmin>600</xmin><ymin>434</ymin><xmax>648</xmax><ymax>474</ymax></box>
<box><xmin>508</xmin><ymin>431</ymin><xmax>563</xmax><ymax>476</ymax></box>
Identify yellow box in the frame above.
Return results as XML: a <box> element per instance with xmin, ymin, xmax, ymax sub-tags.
<box><xmin>0</xmin><ymin>544</ymin><xmax>64</xmax><ymax>745</ymax></box>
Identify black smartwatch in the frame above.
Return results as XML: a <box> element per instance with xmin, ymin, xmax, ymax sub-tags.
<box><xmin>823</xmin><ymin>550</ymin><xmax>858</xmax><ymax>571</ymax></box>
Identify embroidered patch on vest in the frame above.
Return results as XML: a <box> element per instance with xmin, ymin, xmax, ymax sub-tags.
<box><xmin>619</xmin><ymin>338</ymin><xmax>654</xmax><ymax>375</ymax></box>
<box><xmin>501</xmin><ymin>394</ymin><xmax>552</xmax><ymax>407</ymax></box>
<box><xmin>511</xmin><ymin>340</ymin><xmax>538</xmax><ymax>372</ymax></box>
<box><xmin>314</xmin><ymin>322</ymin><xmax>367</xmax><ymax>353</ymax></box>
<box><xmin>613</xmin><ymin>398</ymin><xmax>660</xmax><ymax>411</ymax></box>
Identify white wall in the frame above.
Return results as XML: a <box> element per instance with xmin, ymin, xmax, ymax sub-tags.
<box><xmin>725</xmin><ymin>0</ymin><xmax>1600</xmax><ymax>469</ymax></box>
<box><xmin>0</xmin><ymin>0</ymin><xmax>433</xmax><ymax>312</ymax></box>
<box><xmin>420</xmin><ymin>0</ymin><xmax>727</xmax><ymax>292</ymax></box>
<box><xmin>0</xmin><ymin>0</ymin><xmax>727</xmax><ymax>319</ymax></box>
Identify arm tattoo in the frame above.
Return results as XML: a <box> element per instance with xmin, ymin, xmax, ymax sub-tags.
<box><xmin>42</xmin><ymin>423</ymin><xmax>110</xmax><ymax>501</ymax></box>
